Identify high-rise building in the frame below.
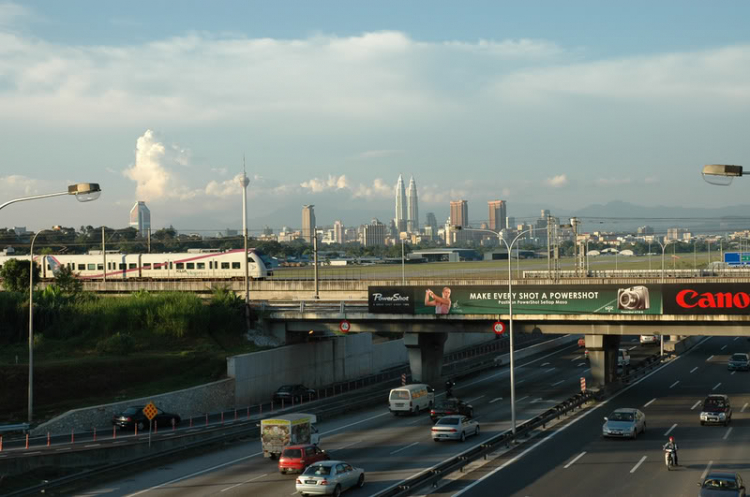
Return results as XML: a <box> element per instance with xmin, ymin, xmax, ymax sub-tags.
<box><xmin>333</xmin><ymin>220</ymin><xmax>344</xmax><ymax>244</ymax></box>
<box><xmin>362</xmin><ymin>218</ymin><xmax>387</xmax><ymax>246</ymax></box>
<box><xmin>129</xmin><ymin>201</ymin><xmax>151</xmax><ymax>237</ymax></box>
<box><xmin>450</xmin><ymin>200</ymin><xmax>469</xmax><ymax>228</ymax></box>
<box><xmin>426</xmin><ymin>212</ymin><xmax>438</xmax><ymax>232</ymax></box>
<box><xmin>407</xmin><ymin>176</ymin><xmax>419</xmax><ymax>233</ymax></box>
<box><xmin>506</xmin><ymin>216</ymin><xmax>515</xmax><ymax>229</ymax></box>
<box><xmin>488</xmin><ymin>200</ymin><xmax>507</xmax><ymax>232</ymax></box>
<box><xmin>302</xmin><ymin>205</ymin><xmax>316</xmax><ymax>243</ymax></box>
<box><xmin>394</xmin><ymin>175</ymin><xmax>407</xmax><ymax>233</ymax></box>
<box><xmin>637</xmin><ymin>225</ymin><xmax>655</xmax><ymax>235</ymax></box>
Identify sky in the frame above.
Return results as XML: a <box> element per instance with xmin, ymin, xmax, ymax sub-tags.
<box><xmin>1</xmin><ymin>1</ymin><xmax>750</xmax><ymax>233</ymax></box>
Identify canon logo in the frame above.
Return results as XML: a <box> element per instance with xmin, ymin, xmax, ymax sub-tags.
<box><xmin>675</xmin><ymin>289</ymin><xmax>750</xmax><ymax>309</ymax></box>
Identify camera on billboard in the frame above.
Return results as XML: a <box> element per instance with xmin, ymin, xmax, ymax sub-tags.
<box><xmin>617</xmin><ymin>286</ymin><xmax>650</xmax><ymax>310</ymax></box>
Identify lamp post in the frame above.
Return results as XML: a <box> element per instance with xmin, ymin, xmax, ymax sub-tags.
<box><xmin>454</xmin><ymin>226</ymin><xmax>533</xmax><ymax>436</ymax></box>
<box><xmin>701</xmin><ymin>164</ymin><xmax>746</xmax><ymax>186</ymax></box>
<box><xmin>2</xmin><ymin>183</ymin><xmax>102</xmax><ymax>426</ymax></box>
<box><xmin>239</xmin><ymin>168</ymin><xmax>250</xmax><ymax>307</ymax></box>
<box><xmin>654</xmin><ymin>238</ymin><xmax>670</xmax><ymax>283</ymax></box>
<box><xmin>401</xmin><ymin>236</ymin><xmax>406</xmax><ymax>285</ymax></box>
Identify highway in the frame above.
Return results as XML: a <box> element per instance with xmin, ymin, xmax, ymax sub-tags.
<box><xmin>73</xmin><ymin>339</ymin><xmax>658</xmax><ymax>497</ymax></box>
<box><xmin>428</xmin><ymin>335</ymin><xmax>748</xmax><ymax>497</ymax></box>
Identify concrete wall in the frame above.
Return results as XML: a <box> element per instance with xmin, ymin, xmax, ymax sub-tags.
<box><xmin>31</xmin><ymin>378</ymin><xmax>235</xmax><ymax>436</ymax></box>
<box><xmin>372</xmin><ymin>338</ymin><xmax>409</xmax><ymax>370</ymax></box>
<box><xmin>445</xmin><ymin>333</ymin><xmax>496</xmax><ymax>352</ymax></box>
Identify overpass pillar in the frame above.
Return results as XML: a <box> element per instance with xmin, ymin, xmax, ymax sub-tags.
<box><xmin>404</xmin><ymin>332</ymin><xmax>448</xmax><ymax>384</ymax></box>
<box><xmin>585</xmin><ymin>335</ymin><xmax>621</xmax><ymax>392</ymax></box>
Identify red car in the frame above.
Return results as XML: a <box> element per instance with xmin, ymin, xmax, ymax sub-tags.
<box><xmin>578</xmin><ymin>337</ymin><xmax>586</xmax><ymax>348</ymax></box>
<box><xmin>278</xmin><ymin>444</ymin><xmax>330</xmax><ymax>474</ymax></box>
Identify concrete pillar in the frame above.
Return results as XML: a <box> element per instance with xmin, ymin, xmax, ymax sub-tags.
<box><xmin>585</xmin><ymin>335</ymin><xmax>621</xmax><ymax>392</ymax></box>
<box><xmin>404</xmin><ymin>332</ymin><xmax>448</xmax><ymax>385</ymax></box>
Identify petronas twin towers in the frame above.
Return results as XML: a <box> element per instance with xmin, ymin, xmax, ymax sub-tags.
<box><xmin>395</xmin><ymin>174</ymin><xmax>418</xmax><ymax>234</ymax></box>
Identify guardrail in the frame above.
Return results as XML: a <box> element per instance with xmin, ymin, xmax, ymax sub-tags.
<box><xmin>0</xmin><ymin>424</ymin><xmax>28</xmax><ymax>434</ymax></box>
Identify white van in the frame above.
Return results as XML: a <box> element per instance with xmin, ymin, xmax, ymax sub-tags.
<box><xmin>389</xmin><ymin>384</ymin><xmax>435</xmax><ymax>416</ymax></box>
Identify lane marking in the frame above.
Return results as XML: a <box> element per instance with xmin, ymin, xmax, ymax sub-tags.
<box><xmin>571</xmin><ymin>357</ymin><xmax>580</xmax><ymax>362</ymax></box>
<box><xmin>220</xmin><ymin>473</ymin><xmax>267</xmax><ymax>493</ymax></box>
<box><xmin>517</xmin><ymin>396</ymin><xmax>529</xmax><ymax>402</ymax></box>
<box><xmin>564</xmin><ymin>451</ymin><xmax>586</xmax><ymax>469</ymax></box>
<box><xmin>734</xmin><ymin>337</ymin><xmax>739</xmax><ymax>341</ymax></box>
<box><xmin>701</xmin><ymin>461</ymin><xmax>714</xmax><ymax>481</ymax></box>
<box><xmin>490</xmin><ymin>397</ymin><xmax>503</xmax><ymax>404</ymax></box>
<box><xmin>742</xmin><ymin>403</ymin><xmax>748</xmax><ymax>413</ymax></box>
<box><xmin>731</xmin><ymin>371</ymin><xmax>736</xmax><ymax>376</ymax></box>
<box><xmin>583</xmin><ymin>368</ymin><xmax>591</xmax><ymax>374</ymax></box>
<box><xmin>630</xmin><ymin>456</ymin><xmax>647</xmax><ymax>474</ymax></box>
<box><xmin>406</xmin><ymin>417</ymin><xmax>428</xmax><ymax>426</ymax></box>
<box><xmin>84</xmin><ymin>444</ymin><xmax>101</xmax><ymax>448</ymax></box>
<box><xmin>713</xmin><ymin>382</ymin><xmax>722</xmax><ymax>391</ymax></box>
<box><xmin>643</xmin><ymin>398</ymin><xmax>656</xmax><ymax>408</ymax></box>
<box><xmin>531</xmin><ymin>398</ymin><xmax>543</xmax><ymax>404</ymax></box>
<box><xmin>466</xmin><ymin>395</ymin><xmax>485</xmax><ymax>403</ymax></box>
<box><xmin>691</xmin><ymin>401</ymin><xmax>702</xmax><ymax>410</ymax></box>
<box><xmin>56</xmin><ymin>448</ymin><xmax>71</xmax><ymax>451</ymax></box>
<box><xmin>628</xmin><ymin>346</ymin><xmax>637</xmax><ymax>351</ymax></box>
<box><xmin>551</xmin><ymin>380</ymin><xmax>565</xmax><ymax>387</ymax></box>
<box><xmin>332</xmin><ymin>440</ymin><xmax>362</xmax><ymax>451</ymax></box>
<box><xmin>707</xmin><ymin>355</ymin><xmax>714</xmax><ymax>362</ymax></box>
<box><xmin>690</xmin><ymin>367</ymin><xmax>698</xmax><ymax>373</ymax></box>
<box><xmin>721</xmin><ymin>345</ymin><xmax>727</xmax><ymax>351</ymax></box>
<box><xmin>545</xmin><ymin>368</ymin><xmax>556</xmax><ymax>373</ymax></box>
<box><xmin>669</xmin><ymin>381</ymin><xmax>680</xmax><ymax>389</ymax></box>
<box><xmin>577</xmin><ymin>363</ymin><xmax>586</xmax><ymax>367</ymax></box>
<box><xmin>451</xmin><ymin>336</ymin><xmax>711</xmax><ymax>497</ymax></box>
<box><xmin>724</xmin><ymin>427</ymin><xmax>733</xmax><ymax>440</ymax></box>
<box><xmin>540</xmin><ymin>362</ymin><xmax>550</xmax><ymax>367</ymax></box>
<box><xmin>517</xmin><ymin>380</ymin><xmax>526</xmax><ymax>385</ymax></box>
<box><xmin>390</xmin><ymin>441</ymin><xmax>419</xmax><ymax>455</ymax></box>
<box><xmin>664</xmin><ymin>423</ymin><xmax>677</xmax><ymax>436</ymax></box>
<box><xmin>24</xmin><ymin>451</ymin><xmax>41</xmax><ymax>456</ymax></box>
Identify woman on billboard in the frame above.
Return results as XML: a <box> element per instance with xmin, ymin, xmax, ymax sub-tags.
<box><xmin>425</xmin><ymin>287</ymin><xmax>452</xmax><ymax>314</ymax></box>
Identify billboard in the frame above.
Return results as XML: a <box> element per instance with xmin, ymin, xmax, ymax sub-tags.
<box><xmin>724</xmin><ymin>252</ymin><xmax>750</xmax><ymax>266</ymax></box>
<box><xmin>663</xmin><ymin>283</ymin><xmax>750</xmax><ymax>315</ymax></box>
<box><xmin>368</xmin><ymin>285</ymin><xmax>662</xmax><ymax>316</ymax></box>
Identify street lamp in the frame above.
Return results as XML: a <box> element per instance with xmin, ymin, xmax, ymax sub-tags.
<box><xmin>454</xmin><ymin>225</ymin><xmax>533</xmax><ymax>435</ymax></box>
<box><xmin>1</xmin><ymin>183</ymin><xmax>102</xmax><ymax>426</ymax></box>
<box><xmin>702</xmin><ymin>164</ymin><xmax>745</xmax><ymax>186</ymax></box>
<box><xmin>654</xmin><ymin>238</ymin><xmax>671</xmax><ymax>283</ymax></box>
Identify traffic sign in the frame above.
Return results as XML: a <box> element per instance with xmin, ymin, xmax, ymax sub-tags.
<box><xmin>493</xmin><ymin>321</ymin><xmax>506</xmax><ymax>335</ymax></box>
<box><xmin>580</xmin><ymin>377</ymin><xmax>586</xmax><ymax>392</ymax></box>
<box><xmin>339</xmin><ymin>320</ymin><xmax>351</xmax><ymax>333</ymax></box>
<box><xmin>143</xmin><ymin>402</ymin><xmax>158</xmax><ymax>421</ymax></box>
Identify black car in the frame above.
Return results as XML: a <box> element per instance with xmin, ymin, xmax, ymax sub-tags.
<box><xmin>430</xmin><ymin>398</ymin><xmax>474</xmax><ymax>424</ymax></box>
<box><xmin>728</xmin><ymin>353</ymin><xmax>750</xmax><ymax>372</ymax></box>
<box><xmin>112</xmin><ymin>406</ymin><xmax>181</xmax><ymax>431</ymax></box>
<box><xmin>698</xmin><ymin>472</ymin><xmax>746</xmax><ymax>496</ymax></box>
<box><xmin>272</xmin><ymin>384</ymin><xmax>317</xmax><ymax>404</ymax></box>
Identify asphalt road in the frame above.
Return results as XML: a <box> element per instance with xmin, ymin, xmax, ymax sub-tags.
<box><xmin>72</xmin><ymin>339</ymin><xmax>659</xmax><ymax>497</ymax></box>
<box><xmin>429</xmin><ymin>335</ymin><xmax>749</xmax><ymax>497</ymax></box>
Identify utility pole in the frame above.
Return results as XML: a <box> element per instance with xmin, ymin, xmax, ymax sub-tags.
<box><xmin>102</xmin><ymin>226</ymin><xmax>106</xmax><ymax>284</ymax></box>
<box><xmin>239</xmin><ymin>160</ymin><xmax>251</xmax><ymax>316</ymax></box>
<box><xmin>147</xmin><ymin>228</ymin><xmax>151</xmax><ymax>254</ymax></box>
<box><xmin>546</xmin><ymin>215</ymin><xmax>552</xmax><ymax>272</ymax></box>
<box><xmin>313</xmin><ymin>228</ymin><xmax>319</xmax><ymax>299</ymax></box>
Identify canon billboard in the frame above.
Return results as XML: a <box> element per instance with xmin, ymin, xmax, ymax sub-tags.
<box><xmin>663</xmin><ymin>284</ymin><xmax>750</xmax><ymax>315</ymax></box>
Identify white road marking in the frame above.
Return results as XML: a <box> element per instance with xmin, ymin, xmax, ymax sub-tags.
<box><xmin>721</xmin><ymin>345</ymin><xmax>727</xmax><ymax>351</ymax></box>
<box><xmin>451</xmin><ymin>337</ymin><xmax>712</xmax><ymax>497</ymax></box>
<box><xmin>406</xmin><ymin>417</ymin><xmax>427</xmax><ymax>426</ymax></box>
<box><xmin>643</xmin><ymin>398</ymin><xmax>656</xmax><ymax>408</ymax></box>
<box><xmin>56</xmin><ymin>448</ymin><xmax>71</xmax><ymax>451</ymax></box>
<box><xmin>664</xmin><ymin>424</ymin><xmax>677</xmax><ymax>436</ymax></box>
<box><xmin>517</xmin><ymin>380</ymin><xmax>526</xmax><ymax>384</ymax></box>
<box><xmin>713</xmin><ymin>382</ymin><xmax>722</xmax><ymax>391</ymax></box>
<box><xmin>731</xmin><ymin>371</ymin><xmax>736</xmax><ymax>376</ymax></box>
<box><xmin>690</xmin><ymin>367</ymin><xmax>698</xmax><ymax>373</ymax></box>
<box><xmin>691</xmin><ymin>401</ymin><xmax>702</xmax><ymax>410</ymax></box>
<box><xmin>220</xmin><ymin>474</ymin><xmax>267</xmax><ymax>493</ymax></box>
<box><xmin>734</xmin><ymin>337</ymin><xmax>739</xmax><ymax>341</ymax></box>
<box><xmin>517</xmin><ymin>396</ymin><xmax>529</xmax><ymax>402</ymax></box>
<box><xmin>531</xmin><ymin>398</ymin><xmax>543</xmax><ymax>404</ymax></box>
<box><xmin>571</xmin><ymin>357</ymin><xmax>580</xmax><ymax>361</ymax></box>
<box><xmin>669</xmin><ymin>381</ymin><xmax>680</xmax><ymax>389</ymax></box>
<box><xmin>707</xmin><ymin>355</ymin><xmax>714</xmax><ymax>362</ymax></box>
<box><xmin>577</xmin><ymin>362</ymin><xmax>586</xmax><ymax>367</ymax></box>
<box><xmin>390</xmin><ymin>441</ymin><xmax>419</xmax><ymax>455</ymax></box>
<box><xmin>742</xmin><ymin>403</ymin><xmax>748</xmax><ymax>413</ymax></box>
<box><xmin>23</xmin><ymin>451</ymin><xmax>41</xmax><ymax>456</ymax></box>
<box><xmin>583</xmin><ymin>368</ymin><xmax>591</xmax><ymax>374</ymax></box>
<box><xmin>564</xmin><ymin>451</ymin><xmax>586</xmax><ymax>469</ymax></box>
<box><xmin>545</xmin><ymin>368</ymin><xmax>556</xmax><ymax>373</ymax></box>
<box><xmin>701</xmin><ymin>461</ymin><xmax>714</xmax><ymax>481</ymax></box>
<box><xmin>332</xmin><ymin>440</ymin><xmax>361</xmax><ymax>451</ymax></box>
<box><xmin>551</xmin><ymin>380</ymin><xmax>565</xmax><ymax>386</ymax></box>
<box><xmin>490</xmin><ymin>397</ymin><xmax>503</xmax><ymax>404</ymax></box>
<box><xmin>724</xmin><ymin>427</ymin><xmax>733</xmax><ymax>440</ymax></box>
<box><xmin>630</xmin><ymin>456</ymin><xmax>647</xmax><ymax>474</ymax></box>
<box><xmin>540</xmin><ymin>362</ymin><xmax>550</xmax><ymax>367</ymax></box>
<box><xmin>466</xmin><ymin>395</ymin><xmax>485</xmax><ymax>403</ymax></box>
<box><xmin>628</xmin><ymin>346</ymin><xmax>637</xmax><ymax>351</ymax></box>
<box><xmin>84</xmin><ymin>444</ymin><xmax>100</xmax><ymax>448</ymax></box>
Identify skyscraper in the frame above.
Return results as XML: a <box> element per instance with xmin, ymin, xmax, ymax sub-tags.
<box><xmin>488</xmin><ymin>200</ymin><xmax>507</xmax><ymax>232</ymax></box>
<box><xmin>129</xmin><ymin>201</ymin><xmax>151</xmax><ymax>238</ymax></box>
<box><xmin>334</xmin><ymin>220</ymin><xmax>344</xmax><ymax>244</ymax></box>
<box><xmin>450</xmin><ymin>200</ymin><xmax>469</xmax><ymax>228</ymax></box>
<box><xmin>394</xmin><ymin>175</ymin><xmax>407</xmax><ymax>233</ymax></box>
<box><xmin>406</xmin><ymin>176</ymin><xmax>419</xmax><ymax>233</ymax></box>
<box><xmin>302</xmin><ymin>205</ymin><xmax>316</xmax><ymax>243</ymax></box>
<box><xmin>426</xmin><ymin>212</ymin><xmax>438</xmax><ymax>231</ymax></box>
<box><xmin>362</xmin><ymin>218</ymin><xmax>387</xmax><ymax>246</ymax></box>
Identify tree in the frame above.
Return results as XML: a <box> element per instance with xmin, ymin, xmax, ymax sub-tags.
<box><xmin>0</xmin><ymin>258</ymin><xmax>40</xmax><ymax>293</ymax></box>
<box><xmin>54</xmin><ymin>266</ymin><xmax>83</xmax><ymax>295</ymax></box>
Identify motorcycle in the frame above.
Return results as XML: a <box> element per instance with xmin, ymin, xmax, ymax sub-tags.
<box><xmin>664</xmin><ymin>447</ymin><xmax>676</xmax><ymax>470</ymax></box>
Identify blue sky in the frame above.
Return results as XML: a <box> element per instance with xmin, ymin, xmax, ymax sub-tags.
<box><xmin>1</xmin><ymin>1</ymin><xmax>750</xmax><ymax>232</ymax></box>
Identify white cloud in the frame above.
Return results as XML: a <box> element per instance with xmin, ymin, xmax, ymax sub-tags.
<box><xmin>594</xmin><ymin>178</ymin><xmax>632</xmax><ymax>187</ymax></box>
<box><xmin>0</xmin><ymin>174</ymin><xmax>41</xmax><ymax>197</ymax></box>
<box><xmin>0</xmin><ymin>2</ymin><xmax>30</xmax><ymax>26</ymax></box>
<box><xmin>300</xmin><ymin>175</ymin><xmax>349</xmax><ymax>193</ymax></box>
<box><xmin>545</xmin><ymin>175</ymin><xmax>568</xmax><ymax>188</ymax></box>
<box><xmin>205</xmin><ymin>173</ymin><xmax>245</xmax><ymax>197</ymax></box>
<box><xmin>352</xmin><ymin>178</ymin><xmax>392</xmax><ymax>199</ymax></box>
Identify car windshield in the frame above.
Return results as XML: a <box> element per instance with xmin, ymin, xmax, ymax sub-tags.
<box><xmin>436</xmin><ymin>417</ymin><xmax>460</xmax><ymax>425</ymax></box>
<box><xmin>731</xmin><ymin>354</ymin><xmax>747</xmax><ymax>361</ymax></box>
<box><xmin>609</xmin><ymin>412</ymin><xmax>634</xmax><ymax>422</ymax></box>
<box><xmin>278</xmin><ymin>385</ymin><xmax>295</xmax><ymax>392</ymax></box>
<box><xmin>704</xmin><ymin>398</ymin><xmax>726</xmax><ymax>409</ymax></box>
<box><xmin>704</xmin><ymin>478</ymin><xmax>738</xmax><ymax>489</ymax></box>
<box><xmin>303</xmin><ymin>464</ymin><xmax>331</xmax><ymax>476</ymax></box>
<box><xmin>390</xmin><ymin>390</ymin><xmax>410</xmax><ymax>400</ymax></box>
<box><xmin>437</xmin><ymin>400</ymin><xmax>458</xmax><ymax>409</ymax></box>
<box><xmin>282</xmin><ymin>448</ymin><xmax>302</xmax><ymax>458</ymax></box>
<box><xmin>122</xmin><ymin>407</ymin><xmax>141</xmax><ymax>415</ymax></box>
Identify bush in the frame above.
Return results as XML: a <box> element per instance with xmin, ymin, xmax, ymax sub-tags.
<box><xmin>96</xmin><ymin>333</ymin><xmax>136</xmax><ymax>355</ymax></box>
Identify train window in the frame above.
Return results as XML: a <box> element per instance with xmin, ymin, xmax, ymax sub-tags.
<box><xmin>176</xmin><ymin>263</ymin><xmax>184</xmax><ymax>269</ymax></box>
<box><xmin>209</xmin><ymin>261</ymin><xmax>213</xmax><ymax>269</ymax></box>
<box><xmin>87</xmin><ymin>264</ymin><xmax>96</xmax><ymax>270</ymax></box>
<box><xmin>169</xmin><ymin>262</ymin><xmax>173</xmax><ymax>269</ymax></box>
<box><xmin>186</xmin><ymin>263</ymin><xmax>195</xmax><ymax>269</ymax></box>
<box><xmin>78</xmin><ymin>264</ymin><xmax>85</xmax><ymax>270</ymax></box>
<box><xmin>221</xmin><ymin>262</ymin><xmax>230</xmax><ymax>269</ymax></box>
<box><xmin>97</xmin><ymin>264</ymin><xmax>103</xmax><ymax>270</ymax></box>
<box><xmin>143</xmin><ymin>263</ymin><xmax>151</xmax><ymax>269</ymax></box>
<box><xmin>197</xmin><ymin>262</ymin><xmax>205</xmax><ymax>269</ymax></box>
<box><xmin>232</xmin><ymin>262</ymin><xmax>241</xmax><ymax>269</ymax></box>
<box><xmin>47</xmin><ymin>264</ymin><xmax>51</xmax><ymax>270</ymax></box>
<box><xmin>129</xmin><ymin>263</ymin><xmax>137</xmax><ymax>269</ymax></box>
<box><xmin>119</xmin><ymin>263</ymin><xmax>126</xmax><ymax>270</ymax></box>
<box><xmin>154</xmin><ymin>264</ymin><xmax>161</xmax><ymax>270</ymax></box>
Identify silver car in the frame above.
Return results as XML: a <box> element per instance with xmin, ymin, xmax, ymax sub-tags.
<box><xmin>295</xmin><ymin>460</ymin><xmax>365</xmax><ymax>497</ymax></box>
<box><xmin>602</xmin><ymin>408</ymin><xmax>646</xmax><ymax>439</ymax></box>
<box><xmin>431</xmin><ymin>415</ymin><xmax>480</xmax><ymax>442</ymax></box>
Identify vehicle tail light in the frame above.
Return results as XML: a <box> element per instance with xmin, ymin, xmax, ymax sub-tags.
<box><xmin>448</xmin><ymin>429</ymin><xmax>457</xmax><ymax>433</ymax></box>
<box><xmin>296</xmin><ymin>479</ymin><xmax>302</xmax><ymax>484</ymax></box>
<box><xmin>319</xmin><ymin>479</ymin><xmax>329</xmax><ymax>485</ymax></box>
<box><xmin>126</xmin><ymin>417</ymin><xmax>132</xmax><ymax>422</ymax></box>
<box><xmin>430</xmin><ymin>410</ymin><xmax>435</xmax><ymax>415</ymax></box>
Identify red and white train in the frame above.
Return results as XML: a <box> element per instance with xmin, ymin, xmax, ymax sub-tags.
<box><xmin>0</xmin><ymin>248</ymin><xmax>272</xmax><ymax>280</ymax></box>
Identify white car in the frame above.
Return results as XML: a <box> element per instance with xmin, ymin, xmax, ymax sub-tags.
<box><xmin>431</xmin><ymin>415</ymin><xmax>480</xmax><ymax>442</ymax></box>
<box><xmin>639</xmin><ymin>335</ymin><xmax>659</xmax><ymax>344</ymax></box>
<box><xmin>295</xmin><ymin>461</ymin><xmax>365</xmax><ymax>496</ymax></box>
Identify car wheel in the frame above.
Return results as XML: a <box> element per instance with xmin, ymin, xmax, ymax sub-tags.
<box><xmin>701</xmin><ymin>421</ymin><xmax>705</xmax><ymax>426</ymax></box>
<box><xmin>357</xmin><ymin>473</ymin><xmax>365</xmax><ymax>488</ymax></box>
<box><xmin>475</xmin><ymin>425</ymin><xmax>480</xmax><ymax>436</ymax></box>
<box><xmin>392</xmin><ymin>411</ymin><xmax>399</xmax><ymax>417</ymax></box>
<box><xmin>279</xmin><ymin>469</ymin><xmax>286</xmax><ymax>474</ymax></box>
<box><xmin>137</xmin><ymin>421</ymin><xmax>145</xmax><ymax>431</ymax></box>
<box><xmin>460</xmin><ymin>431</ymin><xmax>466</xmax><ymax>442</ymax></box>
<box><xmin>642</xmin><ymin>423</ymin><xmax>646</xmax><ymax>433</ymax></box>
<box><xmin>632</xmin><ymin>429</ymin><xmax>637</xmax><ymax>440</ymax></box>
<box><xmin>413</xmin><ymin>406</ymin><xmax>419</xmax><ymax>415</ymax></box>
<box><xmin>332</xmin><ymin>484</ymin><xmax>342</xmax><ymax>497</ymax></box>
<box><xmin>469</xmin><ymin>408</ymin><xmax>475</xmax><ymax>418</ymax></box>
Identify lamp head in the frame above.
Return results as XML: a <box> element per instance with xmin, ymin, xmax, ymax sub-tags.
<box><xmin>702</xmin><ymin>164</ymin><xmax>743</xmax><ymax>186</ymax></box>
<box><xmin>68</xmin><ymin>183</ymin><xmax>101</xmax><ymax>202</ymax></box>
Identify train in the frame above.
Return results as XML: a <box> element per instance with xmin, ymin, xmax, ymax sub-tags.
<box><xmin>0</xmin><ymin>248</ymin><xmax>272</xmax><ymax>280</ymax></box>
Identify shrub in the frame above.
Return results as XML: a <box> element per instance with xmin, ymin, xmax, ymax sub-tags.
<box><xmin>95</xmin><ymin>333</ymin><xmax>136</xmax><ymax>355</ymax></box>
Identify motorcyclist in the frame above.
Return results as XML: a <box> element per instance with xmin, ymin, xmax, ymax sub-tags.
<box><xmin>445</xmin><ymin>379</ymin><xmax>456</xmax><ymax>397</ymax></box>
<box><xmin>663</xmin><ymin>436</ymin><xmax>678</xmax><ymax>466</ymax></box>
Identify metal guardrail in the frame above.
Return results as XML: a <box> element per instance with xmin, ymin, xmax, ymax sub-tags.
<box><xmin>0</xmin><ymin>424</ymin><xmax>29</xmax><ymax>434</ymax></box>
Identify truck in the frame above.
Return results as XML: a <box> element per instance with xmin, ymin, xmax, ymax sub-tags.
<box><xmin>618</xmin><ymin>348</ymin><xmax>631</xmax><ymax>369</ymax></box>
<box><xmin>260</xmin><ymin>413</ymin><xmax>320</xmax><ymax>459</ymax></box>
